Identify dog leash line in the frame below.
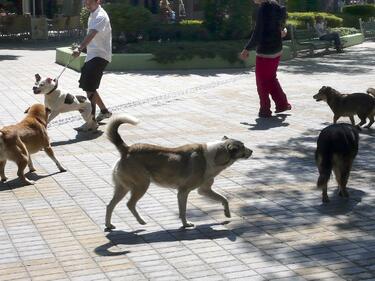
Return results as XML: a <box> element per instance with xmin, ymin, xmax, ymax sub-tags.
<box><xmin>55</xmin><ymin>54</ymin><xmax>75</xmax><ymax>81</ymax></box>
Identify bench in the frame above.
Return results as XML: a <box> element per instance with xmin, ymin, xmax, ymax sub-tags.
<box><xmin>359</xmin><ymin>18</ymin><xmax>375</xmax><ymax>39</ymax></box>
<box><xmin>289</xmin><ymin>25</ymin><xmax>332</xmax><ymax>56</ymax></box>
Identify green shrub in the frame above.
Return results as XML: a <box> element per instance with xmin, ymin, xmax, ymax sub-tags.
<box><xmin>287</xmin><ymin>12</ymin><xmax>343</xmax><ymax>28</ymax></box>
<box><xmin>343</xmin><ymin>4</ymin><xmax>375</xmax><ymax>19</ymax></box>
<box><xmin>203</xmin><ymin>0</ymin><xmax>253</xmax><ymax>40</ymax></box>
<box><xmin>330</xmin><ymin>27</ymin><xmax>361</xmax><ymax>36</ymax></box>
<box><xmin>125</xmin><ymin>40</ymin><xmax>246</xmax><ymax>64</ymax></box>
<box><xmin>79</xmin><ymin>3</ymin><xmax>153</xmax><ymax>41</ymax></box>
<box><xmin>147</xmin><ymin>22</ymin><xmax>211</xmax><ymax>42</ymax></box>
<box><xmin>338</xmin><ymin>13</ymin><xmax>361</xmax><ymax>28</ymax></box>
<box><xmin>287</xmin><ymin>0</ymin><xmax>322</xmax><ymax>12</ymax></box>
<box><xmin>341</xmin><ymin>4</ymin><xmax>375</xmax><ymax>28</ymax></box>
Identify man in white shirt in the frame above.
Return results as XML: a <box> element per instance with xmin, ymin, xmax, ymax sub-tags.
<box><xmin>73</xmin><ymin>0</ymin><xmax>112</xmax><ymax>124</ymax></box>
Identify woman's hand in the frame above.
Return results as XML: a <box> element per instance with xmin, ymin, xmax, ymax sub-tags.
<box><xmin>281</xmin><ymin>28</ymin><xmax>287</xmax><ymax>38</ymax></box>
<box><xmin>239</xmin><ymin>49</ymin><xmax>249</xmax><ymax>61</ymax></box>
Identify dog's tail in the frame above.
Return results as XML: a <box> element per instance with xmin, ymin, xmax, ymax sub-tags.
<box><xmin>367</xmin><ymin>88</ymin><xmax>375</xmax><ymax>97</ymax></box>
<box><xmin>106</xmin><ymin>114</ymin><xmax>139</xmax><ymax>155</ymax></box>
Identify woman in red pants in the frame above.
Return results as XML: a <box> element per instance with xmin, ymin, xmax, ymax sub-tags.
<box><xmin>240</xmin><ymin>0</ymin><xmax>291</xmax><ymax>118</ymax></box>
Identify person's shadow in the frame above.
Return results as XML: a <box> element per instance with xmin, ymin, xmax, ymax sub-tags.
<box><xmin>241</xmin><ymin>114</ymin><xmax>290</xmax><ymax>131</ymax></box>
<box><xmin>95</xmin><ymin>222</ymin><xmax>236</xmax><ymax>256</ymax></box>
<box><xmin>51</xmin><ymin>130</ymin><xmax>103</xmax><ymax>147</ymax></box>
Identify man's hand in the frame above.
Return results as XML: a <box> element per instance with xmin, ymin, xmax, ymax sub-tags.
<box><xmin>72</xmin><ymin>47</ymin><xmax>81</xmax><ymax>58</ymax></box>
<box><xmin>239</xmin><ymin>49</ymin><xmax>249</xmax><ymax>61</ymax></box>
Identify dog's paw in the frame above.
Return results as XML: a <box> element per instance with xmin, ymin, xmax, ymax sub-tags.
<box><xmin>138</xmin><ymin>219</ymin><xmax>147</xmax><ymax>225</ymax></box>
<box><xmin>59</xmin><ymin>167</ymin><xmax>67</xmax><ymax>173</ymax></box>
<box><xmin>223</xmin><ymin>202</ymin><xmax>231</xmax><ymax>218</ymax></box>
<box><xmin>104</xmin><ymin>224</ymin><xmax>116</xmax><ymax>232</ymax></box>
<box><xmin>339</xmin><ymin>190</ymin><xmax>349</xmax><ymax>198</ymax></box>
<box><xmin>224</xmin><ymin>210</ymin><xmax>231</xmax><ymax>218</ymax></box>
<box><xmin>1</xmin><ymin>177</ymin><xmax>8</xmax><ymax>182</ymax></box>
<box><xmin>23</xmin><ymin>179</ymin><xmax>35</xmax><ymax>185</ymax></box>
<box><xmin>183</xmin><ymin>221</ymin><xmax>195</xmax><ymax>228</ymax></box>
<box><xmin>322</xmin><ymin>196</ymin><xmax>330</xmax><ymax>203</ymax></box>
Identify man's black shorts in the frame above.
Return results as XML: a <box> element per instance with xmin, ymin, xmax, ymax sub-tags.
<box><xmin>79</xmin><ymin>57</ymin><xmax>108</xmax><ymax>92</ymax></box>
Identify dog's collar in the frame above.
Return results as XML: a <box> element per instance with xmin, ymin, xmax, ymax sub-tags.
<box><xmin>46</xmin><ymin>80</ymin><xmax>58</xmax><ymax>95</ymax></box>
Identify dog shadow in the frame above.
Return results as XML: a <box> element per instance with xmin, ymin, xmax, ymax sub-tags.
<box><xmin>51</xmin><ymin>130</ymin><xmax>104</xmax><ymax>147</ymax></box>
<box><xmin>95</xmin><ymin>222</ymin><xmax>236</xmax><ymax>256</ymax></box>
<box><xmin>315</xmin><ymin>187</ymin><xmax>365</xmax><ymax>216</ymax></box>
<box><xmin>241</xmin><ymin>114</ymin><xmax>290</xmax><ymax>131</ymax></box>
<box><xmin>0</xmin><ymin>171</ymin><xmax>64</xmax><ymax>191</ymax></box>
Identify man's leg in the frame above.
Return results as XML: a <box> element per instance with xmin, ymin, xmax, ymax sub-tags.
<box><xmin>320</xmin><ymin>33</ymin><xmax>342</xmax><ymax>51</ymax></box>
<box><xmin>86</xmin><ymin>91</ymin><xmax>97</xmax><ymax>118</ymax></box>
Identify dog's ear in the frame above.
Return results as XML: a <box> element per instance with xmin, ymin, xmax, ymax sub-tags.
<box><xmin>222</xmin><ymin>136</ymin><xmax>229</xmax><ymax>141</ymax></box>
<box><xmin>35</xmin><ymin>74</ymin><xmax>41</xmax><ymax>82</ymax></box>
<box><xmin>24</xmin><ymin>107</ymin><xmax>30</xmax><ymax>114</ymax></box>
<box><xmin>214</xmin><ymin>146</ymin><xmax>231</xmax><ymax>166</ymax></box>
<box><xmin>227</xmin><ymin>143</ymin><xmax>240</xmax><ymax>158</ymax></box>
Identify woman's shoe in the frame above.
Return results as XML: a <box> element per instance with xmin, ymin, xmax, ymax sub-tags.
<box><xmin>275</xmin><ymin>104</ymin><xmax>292</xmax><ymax>113</ymax></box>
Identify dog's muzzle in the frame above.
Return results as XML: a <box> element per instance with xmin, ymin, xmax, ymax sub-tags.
<box><xmin>243</xmin><ymin>149</ymin><xmax>253</xmax><ymax>159</ymax></box>
<box><xmin>33</xmin><ymin>87</ymin><xmax>41</xmax><ymax>94</ymax></box>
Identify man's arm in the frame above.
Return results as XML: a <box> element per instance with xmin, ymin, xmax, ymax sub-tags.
<box><xmin>72</xmin><ymin>29</ymin><xmax>98</xmax><ymax>57</ymax></box>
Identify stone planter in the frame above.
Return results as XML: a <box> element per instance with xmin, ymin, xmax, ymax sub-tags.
<box><xmin>56</xmin><ymin>45</ymin><xmax>293</xmax><ymax>72</ymax></box>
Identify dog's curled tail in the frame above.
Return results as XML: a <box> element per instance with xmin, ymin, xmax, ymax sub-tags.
<box><xmin>367</xmin><ymin>88</ymin><xmax>375</xmax><ymax>98</ymax></box>
<box><xmin>107</xmin><ymin>114</ymin><xmax>139</xmax><ymax>155</ymax></box>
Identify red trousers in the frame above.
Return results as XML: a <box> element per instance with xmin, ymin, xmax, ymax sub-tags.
<box><xmin>255</xmin><ymin>55</ymin><xmax>289</xmax><ymax>114</ymax></box>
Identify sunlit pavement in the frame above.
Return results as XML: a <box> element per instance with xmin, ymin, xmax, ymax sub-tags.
<box><xmin>0</xmin><ymin>42</ymin><xmax>374</xmax><ymax>280</ymax></box>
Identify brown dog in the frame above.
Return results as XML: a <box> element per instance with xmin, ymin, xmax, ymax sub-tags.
<box><xmin>313</xmin><ymin>86</ymin><xmax>375</xmax><ymax>128</ymax></box>
<box><xmin>0</xmin><ymin>104</ymin><xmax>66</xmax><ymax>185</ymax></box>
<box><xmin>104</xmin><ymin>114</ymin><xmax>253</xmax><ymax>231</ymax></box>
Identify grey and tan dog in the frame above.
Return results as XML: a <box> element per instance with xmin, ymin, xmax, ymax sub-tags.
<box><xmin>313</xmin><ymin>86</ymin><xmax>375</xmax><ymax>129</ymax></box>
<box><xmin>105</xmin><ymin>114</ymin><xmax>253</xmax><ymax>231</ymax></box>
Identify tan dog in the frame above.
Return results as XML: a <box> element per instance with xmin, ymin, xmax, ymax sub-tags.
<box><xmin>0</xmin><ymin>104</ymin><xmax>66</xmax><ymax>185</ymax></box>
<box><xmin>105</xmin><ymin>115</ymin><xmax>253</xmax><ymax>231</ymax></box>
<box><xmin>313</xmin><ymin>86</ymin><xmax>375</xmax><ymax>128</ymax></box>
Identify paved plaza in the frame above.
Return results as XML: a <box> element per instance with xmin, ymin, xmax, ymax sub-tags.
<box><xmin>0</xmin><ymin>42</ymin><xmax>374</xmax><ymax>281</ymax></box>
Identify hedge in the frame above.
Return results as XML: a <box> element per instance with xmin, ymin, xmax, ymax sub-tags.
<box><xmin>125</xmin><ymin>40</ymin><xmax>247</xmax><ymax>64</ymax></box>
<box><xmin>287</xmin><ymin>12</ymin><xmax>343</xmax><ymax>29</ymax></box>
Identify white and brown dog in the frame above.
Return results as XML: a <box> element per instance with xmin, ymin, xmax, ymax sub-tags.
<box><xmin>0</xmin><ymin>104</ymin><xmax>66</xmax><ymax>185</ymax></box>
<box><xmin>105</xmin><ymin>114</ymin><xmax>253</xmax><ymax>231</ymax></box>
<box><xmin>33</xmin><ymin>74</ymin><xmax>97</xmax><ymax>131</ymax></box>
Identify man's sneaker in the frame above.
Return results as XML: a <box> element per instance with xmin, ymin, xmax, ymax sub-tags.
<box><xmin>75</xmin><ymin>122</ymin><xmax>99</xmax><ymax>132</ymax></box>
<box><xmin>96</xmin><ymin>110</ymin><xmax>112</xmax><ymax>122</ymax></box>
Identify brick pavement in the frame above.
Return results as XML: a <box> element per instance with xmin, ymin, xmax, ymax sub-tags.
<box><xmin>0</xmin><ymin>42</ymin><xmax>374</xmax><ymax>280</ymax></box>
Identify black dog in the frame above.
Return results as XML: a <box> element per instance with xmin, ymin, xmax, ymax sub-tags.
<box><xmin>315</xmin><ymin>123</ymin><xmax>359</xmax><ymax>203</ymax></box>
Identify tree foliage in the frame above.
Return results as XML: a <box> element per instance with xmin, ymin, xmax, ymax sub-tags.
<box><xmin>203</xmin><ymin>0</ymin><xmax>254</xmax><ymax>40</ymax></box>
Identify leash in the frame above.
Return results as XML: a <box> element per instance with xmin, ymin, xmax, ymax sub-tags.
<box><xmin>55</xmin><ymin>54</ymin><xmax>75</xmax><ymax>81</ymax></box>
<box><xmin>45</xmin><ymin>54</ymin><xmax>75</xmax><ymax>95</ymax></box>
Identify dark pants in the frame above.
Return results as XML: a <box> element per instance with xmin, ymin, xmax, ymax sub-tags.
<box><xmin>319</xmin><ymin>32</ymin><xmax>342</xmax><ymax>49</ymax></box>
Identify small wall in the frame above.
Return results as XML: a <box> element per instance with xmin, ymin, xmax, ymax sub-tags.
<box><xmin>56</xmin><ymin>45</ymin><xmax>294</xmax><ymax>72</ymax></box>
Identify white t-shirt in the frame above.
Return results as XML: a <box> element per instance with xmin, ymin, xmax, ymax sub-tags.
<box><xmin>86</xmin><ymin>5</ymin><xmax>112</xmax><ymax>63</ymax></box>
